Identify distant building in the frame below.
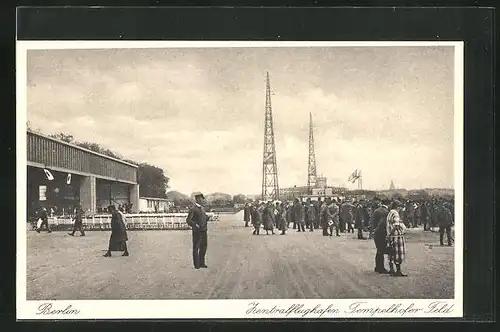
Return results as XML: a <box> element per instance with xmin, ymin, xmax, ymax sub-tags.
<box><xmin>280</xmin><ymin>186</ymin><xmax>309</xmax><ymax>201</ymax></box>
<box><xmin>376</xmin><ymin>189</ymin><xmax>408</xmax><ymax>198</ymax></box>
<box><xmin>139</xmin><ymin>197</ymin><xmax>173</xmax><ymax>213</ymax></box>
<box><xmin>311</xmin><ymin>187</ymin><xmax>333</xmax><ymax>196</ymax></box>
<box><xmin>424</xmin><ymin>188</ymin><xmax>455</xmax><ymax>197</ymax></box>
<box><xmin>316</xmin><ymin>177</ymin><xmax>327</xmax><ymax>188</ymax></box>
<box><xmin>346</xmin><ymin>189</ymin><xmax>378</xmax><ymax>199</ymax></box>
<box><xmin>389</xmin><ymin>180</ymin><xmax>396</xmax><ymax>190</ymax></box>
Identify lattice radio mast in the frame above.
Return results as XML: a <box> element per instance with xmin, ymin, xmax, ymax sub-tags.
<box><xmin>261</xmin><ymin>72</ymin><xmax>280</xmax><ymax>201</ymax></box>
<box><xmin>307</xmin><ymin>112</ymin><xmax>317</xmax><ymax>194</ymax></box>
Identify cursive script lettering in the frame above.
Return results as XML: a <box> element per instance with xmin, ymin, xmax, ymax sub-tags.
<box><xmin>246</xmin><ymin>301</ymin><xmax>339</xmax><ymax>317</ymax></box>
<box><xmin>424</xmin><ymin>301</ymin><xmax>454</xmax><ymax>314</ymax></box>
<box><xmin>345</xmin><ymin>301</ymin><xmax>423</xmax><ymax>316</ymax></box>
<box><xmin>36</xmin><ymin>303</ymin><xmax>80</xmax><ymax>315</ymax></box>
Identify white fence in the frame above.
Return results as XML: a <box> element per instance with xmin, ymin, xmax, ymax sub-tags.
<box><xmin>31</xmin><ymin>212</ymin><xmax>219</xmax><ymax>231</ymax></box>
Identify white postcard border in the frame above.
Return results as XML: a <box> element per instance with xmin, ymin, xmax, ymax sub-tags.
<box><xmin>16</xmin><ymin>40</ymin><xmax>464</xmax><ymax>320</ymax></box>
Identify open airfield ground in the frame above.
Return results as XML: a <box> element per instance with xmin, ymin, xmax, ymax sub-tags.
<box><xmin>26</xmin><ymin>213</ymin><xmax>455</xmax><ymax>300</ymax></box>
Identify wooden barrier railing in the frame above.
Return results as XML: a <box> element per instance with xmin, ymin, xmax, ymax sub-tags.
<box><xmin>29</xmin><ymin>213</ymin><xmax>219</xmax><ymax>231</ymax></box>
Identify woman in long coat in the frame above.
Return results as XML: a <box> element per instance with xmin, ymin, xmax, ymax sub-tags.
<box><xmin>386</xmin><ymin>200</ymin><xmax>406</xmax><ymax>276</ymax></box>
<box><xmin>286</xmin><ymin>203</ymin><xmax>294</xmax><ymax>229</ymax></box>
<box><xmin>278</xmin><ymin>202</ymin><xmax>287</xmax><ymax>235</ymax></box>
<box><xmin>243</xmin><ymin>203</ymin><xmax>251</xmax><ymax>227</ymax></box>
<box><xmin>262</xmin><ymin>202</ymin><xmax>275</xmax><ymax>235</ymax></box>
<box><xmin>104</xmin><ymin>205</ymin><xmax>129</xmax><ymax>257</ymax></box>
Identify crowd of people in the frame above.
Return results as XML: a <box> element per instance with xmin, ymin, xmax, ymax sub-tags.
<box><xmin>243</xmin><ymin>195</ymin><xmax>455</xmax><ymax>277</ymax></box>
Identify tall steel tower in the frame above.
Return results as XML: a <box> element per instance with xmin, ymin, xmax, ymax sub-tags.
<box><xmin>307</xmin><ymin>112</ymin><xmax>317</xmax><ymax>194</ymax></box>
<box><xmin>261</xmin><ymin>72</ymin><xmax>279</xmax><ymax>201</ymax></box>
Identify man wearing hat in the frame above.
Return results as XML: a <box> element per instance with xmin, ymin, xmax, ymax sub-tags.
<box><xmin>328</xmin><ymin>198</ymin><xmax>340</xmax><ymax>237</ymax></box>
<box><xmin>371</xmin><ymin>198</ymin><xmax>390</xmax><ymax>273</ymax></box>
<box><xmin>293</xmin><ymin>198</ymin><xmax>306</xmax><ymax>232</ymax></box>
<box><xmin>278</xmin><ymin>202</ymin><xmax>287</xmax><ymax>235</ymax></box>
<box><xmin>251</xmin><ymin>202</ymin><xmax>263</xmax><ymax>235</ymax></box>
<box><xmin>36</xmin><ymin>206</ymin><xmax>51</xmax><ymax>233</ymax></box>
<box><xmin>320</xmin><ymin>197</ymin><xmax>331</xmax><ymax>236</ymax></box>
<box><xmin>243</xmin><ymin>203</ymin><xmax>251</xmax><ymax>227</ymax></box>
<box><xmin>437</xmin><ymin>201</ymin><xmax>453</xmax><ymax>246</ymax></box>
<box><xmin>68</xmin><ymin>204</ymin><xmax>85</xmax><ymax>237</ymax></box>
<box><xmin>419</xmin><ymin>200</ymin><xmax>430</xmax><ymax>231</ymax></box>
<box><xmin>186</xmin><ymin>192</ymin><xmax>209</xmax><ymax>269</ymax></box>
<box><xmin>355</xmin><ymin>200</ymin><xmax>367</xmax><ymax>240</ymax></box>
<box><xmin>306</xmin><ymin>199</ymin><xmax>316</xmax><ymax>232</ymax></box>
<box><xmin>262</xmin><ymin>201</ymin><xmax>275</xmax><ymax>235</ymax></box>
<box><xmin>340</xmin><ymin>198</ymin><xmax>355</xmax><ymax>234</ymax></box>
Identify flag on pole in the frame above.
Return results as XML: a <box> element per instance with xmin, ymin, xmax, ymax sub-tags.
<box><xmin>43</xmin><ymin>169</ymin><xmax>54</xmax><ymax>181</ymax></box>
<box><xmin>348</xmin><ymin>169</ymin><xmax>361</xmax><ymax>183</ymax></box>
<box><xmin>66</xmin><ymin>173</ymin><xmax>72</xmax><ymax>185</ymax></box>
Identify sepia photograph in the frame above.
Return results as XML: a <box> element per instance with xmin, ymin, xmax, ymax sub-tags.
<box><xmin>17</xmin><ymin>41</ymin><xmax>463</xmax><ymax>319</ymax></box>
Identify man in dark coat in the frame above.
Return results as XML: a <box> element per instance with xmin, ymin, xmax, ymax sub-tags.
<box><xmin>430</xmin><ymin>200</ymin><xmax>439</xmax><ymax>230</ymax></box>
<box><xmin>103</xmin><ymin>205</ymin><xmax>129</xmax><ymax>257</ymax></box>
<box><xmin>371</xmin><ymin>199</ymin><xmax>390</xmax><ymax>273</ymax></box>
<box><xmin>186</xmin><ymin>192</ymin><xmax>209</xmax><ymax>268</ymax></box>
<box><xmin>355</xmin><ymin>200</ymin><xmax>367</xmax><ymax>240</ymax></box>
<box><xmin>341</xmin><ymin>200</ymin><xmax>355</xmax><ymax>233</ymax></box>
<box><xmin>313</xmin><ymin>201</ymin><xmax>320</xmax><ymax>229</ymax></box>
<box><xmin>68</xmin><ymin>204</ymin><xmax>85</xmax><ymax>236</ymax></box>
<box><xmin>364</xmin><ymin>203</ymin><xmax>372</xmax><ymax>231</ymax></box>
<box><xmin>36</xmin><ymin>206</ymin><xmax>51</xmax><ymax>233</ymax></box>
<box><xmin>320</xmin><ymin>198</ymin><xmax>331</xmax><ymax>236</ymax></box>
<box><xmin>274</xmin><ymin>202</ymin><xmax>281</xmax><ymax>228</ymax></box>
<box><xmin>251</xmin><ymin>203</ymin><xmax>263</xmax><ymax>235</ymax></box>
<box><xmin>406</xmin><ymin>200</ymin><xmax>416</xmax><ymax>228</ymax></box>
<box><xmin>243</xmin><ymin>203</ymin><xmax>251</xmax><ymax>227</ymax></box>
<box><xmin>437</xmin><ymin>202</ymin><xmax>453</xmax><ymax>246</ymax></box>
<box><xmin>293</xmin><ymin>198</ymin><xmax>305</xmax><ymax>232</ymax></box>
<box><xmin>315</xmin><ymin>199</ymin><xmax>321</xmax><ymax>229</ymax></box>
<box><xmin>328</xmin><ymin>198</ymin><xmax>340</xmax><ymax>237</ymax></box>
<box><xmin>307</xmin><ymin>201</ymin><xmax>316</xmax><ymax>232</ymax></box>
<box><xmin>304</xmin><ymin>200</ymin><xmax>309</xmax><ymax>229</ymax></box>
<box><xmin>279</xmin><ymin>202</ymin><xmax>287</xmax><ymax>235</ymax></box>
<box><xmin>291</xmin><ymin>200</ymin><xmax>297</xmax><ymax>230</ymax></box>
<box><xmin>420</xmin><ymin>200</ymin><xmax>430</xmax><ymax>231</ymax></box>
<box><xmin>286</xmin><ymin>202</ymin><xmax>294</xmax><ymax>229</ymax></box>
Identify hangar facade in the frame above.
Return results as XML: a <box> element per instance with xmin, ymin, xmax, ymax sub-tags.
<box><xmin>27</xmin><ymin>130</ymin><xmax>140</xmax><ymax>217</ymax></box>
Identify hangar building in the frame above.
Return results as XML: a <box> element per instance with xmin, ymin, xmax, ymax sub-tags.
<box><xmin>26</xmin><ymin>130</ymin><xmax>139</xmax><ymax>217</ymax></box>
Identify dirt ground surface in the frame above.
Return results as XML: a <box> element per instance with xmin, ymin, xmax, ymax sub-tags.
<box><xmin>26</xmin><ymin>213</ymin><xmax>455</xmax><ymax>300</ymax></box>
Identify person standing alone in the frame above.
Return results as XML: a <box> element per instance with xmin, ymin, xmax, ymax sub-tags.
<box><xmin>243</xmin><ymin>203</ymin><xmax>251</xmax><ymax>227</ymax></box>
<box><xmin>437</xmin><ymin>201</ymin><xmax>453</xmax><ymax>246</ymax></box>
<box><xmin>103</xmin><ymin>205</ymin><xmax>129</xmax><ymax>257</ymax></box>
<box><xmin>186</xmin><ymin>192</ymin><xmax>209</xmax><ymax>269</ymax></box>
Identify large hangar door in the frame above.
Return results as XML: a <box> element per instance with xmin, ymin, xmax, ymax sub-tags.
<box><xmin>96</xmin><ymin>179</ymin><xmax>130</xmax><ymax>213</ymax></box>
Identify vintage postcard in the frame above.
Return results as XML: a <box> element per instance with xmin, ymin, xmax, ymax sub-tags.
<box><xmin>16</xmin><ymin>41</ymin><xmax>463</xmax><ymax>319</ymax></box>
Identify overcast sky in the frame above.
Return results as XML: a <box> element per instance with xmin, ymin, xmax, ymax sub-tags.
<box><xmin>26</xmin><ymin>46</ymin><xmax>455</xmax><ymax>195</ymax></box>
